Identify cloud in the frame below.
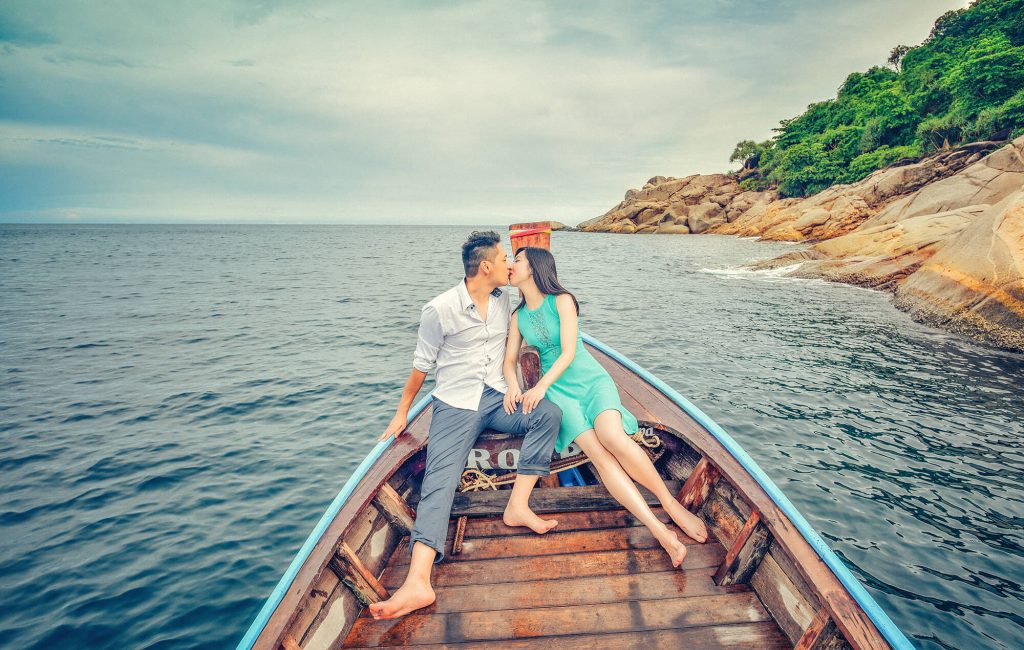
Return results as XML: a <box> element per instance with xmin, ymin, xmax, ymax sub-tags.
<box><xmin>0</xmin><ymin>0</ymin><xmax>968</xmax><ymax>223</ymax></box>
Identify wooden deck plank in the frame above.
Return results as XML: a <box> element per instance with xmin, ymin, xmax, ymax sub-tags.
<box><xmin>381</xmin><ymin>543</ymin><xmax>726</xmax><ymax>589</ymax></box>
<box><xmin>362</xmin><ymin>566</ymin><xmax>747</xmax><ymax>616</ymax></box>
<box><xmin>449</xmin><ymin>507</ymin><xmax>674</xmax><ymax>539</ymax></box>
<box><xmin>422</xmin><ymin>481</ymin><xmax>681</xmax><ymax>517</ymax></box>
<box><xmin>342</xmin><ymin>591</ymin><xmax>772</xmax><ymax>647</ymax></box>
<box><xmin>394</xmin><ymin>524</ymin><xmax>702</xmax><ymax>566</ymax></box>
<box><xmin>344</xmin><ymin>622</ymin><xmax>790</xmax><ymax>649</ymax></box>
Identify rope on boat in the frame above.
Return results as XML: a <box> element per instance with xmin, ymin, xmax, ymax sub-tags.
<box><xmin>458</xmin><ymin>468</ymin><xmax>502</xmax><ymax>492</ymax></box>
<box><xmin>631</xmin><ymin>426</ymin><xmax>663</xmax><ymax>450</ymax></box>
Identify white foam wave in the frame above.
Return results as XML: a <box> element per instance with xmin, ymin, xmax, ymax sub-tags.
<box><xmin>699</xmin><ymin>263</ymin><xmax>807</xmax><ymax>282</ymax></box>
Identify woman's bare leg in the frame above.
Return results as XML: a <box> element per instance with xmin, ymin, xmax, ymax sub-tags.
<box><xmin>593</xmin><ymin>410</ymin><xmax>708</xmax><ymax>543</ymax></box>
<box><xmin>574</xmin><ymin>430</ymin><xmax>687</xmax><ymax>568</ymax></box>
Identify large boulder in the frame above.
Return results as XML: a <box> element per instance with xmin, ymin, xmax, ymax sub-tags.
<box><xmin>577</xmin><ymin>173</ymin><xmax>745</xmax><ymax>233</ymax></box>
<box><xmin>893</xmin><ymin>190</ymin><xmax>1024</xmax><ymax>351</ymax></box>
<box><xmin>687</xmin><ymin>202</ymin><xmax>727</xmax><ymax>233</ymax></box>
<box><xmin>656</xmin><ymin>223</ymin><xmax>691</xmax><ymax>234</ymax></box>
<box><xmin>766</xmin><ymin>207</ymin><xmax>980</xmax><ymax>289</ymax></box>
<box><xmin>862</xmin><ymin>138</ymin><xmax>1024</xmax><ymax>228</ymax></box>
<box><xmin>722</xmin><ymin>190</ymin><xmax>776</xmax><ymax>223</ymax></box>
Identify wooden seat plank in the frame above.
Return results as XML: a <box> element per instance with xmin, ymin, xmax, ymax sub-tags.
<box><xmin>343</xmin><ymin>591</ymin><xmax>772</xmax><ymax>647</ymax></box>
<box><xmin>361</xmin><ymin>566</ymin><xmax>746</xmax><ymax>616</ymax></box>
<box><xmin>418</xmin><ymin>481</ymin><xmax>682</xmax><ymax>517</ymax></box>
<box><xmin>449</xmin><ymin>507</ymin><xmax>674</xmax><ymax>539</ymax></box>
<box><xmin>394</xmin><ymin>524</ymin><xmax>702</xmax><ymax>566</ymax></box>
<box><xmin>344</xmin><ymin>622</ymin><xmax>790</xmax><ymax>650</ymax></box>
<box><xmin>381</xmin><ymin>544</ymin><xmax>726</xmax><ymax>589</ymax></box>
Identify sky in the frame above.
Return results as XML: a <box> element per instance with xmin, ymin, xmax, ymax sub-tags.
<box><xmin>0</xmin><ymin>0</ymin><xmax>969</xmax><ymax>225</ymax></box>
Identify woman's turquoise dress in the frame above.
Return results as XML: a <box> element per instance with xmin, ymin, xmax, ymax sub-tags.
<box><xmin>517</xmin><ymin>293</ymin><xmax>639</xmax><ymax>453</ymax></box>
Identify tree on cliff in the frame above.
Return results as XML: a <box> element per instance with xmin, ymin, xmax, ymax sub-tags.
<box><xmin>733</xmin><ymin>0</ymin><xmax>1024</xmax><ymax>198</ymax></box>
<box><xmin>887</xmin><ymin>45</ymin><xmax>910</xmax><ymax>72</ymax></box>
<box><xmin>729</xmin><ymin>141</ymin><xmax>761</xmax><ymax>168</ymax></box>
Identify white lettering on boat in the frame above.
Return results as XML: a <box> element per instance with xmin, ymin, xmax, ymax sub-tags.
<box><xmin>465</xmin><ymin>448</ymin><xmax>493</xmax><ymax>470</ymax></box>
<box><xmin>464</xmin><ymin>442</ymin><xmax>585</xmax><ymax>470</ymax></box>
<box><xmin>497</xmin><ymin>449</ymin><xmax>519</xmax><ymax>469</ymax></box>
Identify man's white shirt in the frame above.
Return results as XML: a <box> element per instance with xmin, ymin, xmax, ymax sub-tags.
<box><xmin>412</xmin><ymin>280</ymin><xmax>512</xmax><ymax>410</ymax></box>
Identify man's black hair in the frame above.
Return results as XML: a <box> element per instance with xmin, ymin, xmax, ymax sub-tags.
<box><xmin>462</xmin><ymin>230</ymin><xmax>501</xmax><ymax>277</ymax></box>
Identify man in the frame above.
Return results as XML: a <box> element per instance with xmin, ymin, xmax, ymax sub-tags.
<box><xmin>368</xmin><ymin>231</ymin><xmax>562</xmax><ymax>620</ymax></box>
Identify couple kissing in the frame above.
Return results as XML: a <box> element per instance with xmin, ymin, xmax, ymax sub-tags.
<box><xmin>369</xmin><ymin>230</ymin><xmax>708</xmax><ymax>620</ymax></box>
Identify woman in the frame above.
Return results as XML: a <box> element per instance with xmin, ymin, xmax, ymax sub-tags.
<box><xmin>502</xmin><ymin>247</ymin><xmax>708</xmax><ymax>567</ymax></box>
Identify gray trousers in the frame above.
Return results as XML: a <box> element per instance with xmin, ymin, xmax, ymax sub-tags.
<box><xmin>410</xmin><ymin>386</ymin><xmax>561</xmax><ymax>562</ymax></box>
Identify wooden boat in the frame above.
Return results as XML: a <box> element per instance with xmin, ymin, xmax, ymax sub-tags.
<box><xmin>236</xmin><ymin>338</ymin><xmax>912</xmax><ymax>649</ymax></box>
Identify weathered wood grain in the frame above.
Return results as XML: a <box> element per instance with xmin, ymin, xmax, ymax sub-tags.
<box><xmin>420</xmin><ymin>481</ymin><xmax>680</xmax><ymax>517</ymax></box>
<box><xmin>677</xmin><ymin>457</ymin><xmax>720</xmax><ymax>513</ymax></box>
<box><xmin>446</xmin><ymin>508</ymin><xmax>674</xmax><ymax>539</ymax></box>
<box><xmin>751</xmin><ymin>548</ymin><xmax>820</xmax><ymax>644</ymax></box>
<box><xmin>381</xmin><ymin>543</ymin><xmax>726</xmax><ymax>589</ymax></box>
<box><xmin>342</xmin><ymin>622</ymin><xmax>791</xmax><ymax>649</ymax></box>
<box><xmin>363</xmin><ymin>566</ymin><xmax>747</xmax><ymax>616</ymax></box>
<box><xmin>392</xmin><ymin>524</ymin><xmax>702</xmax><ymax>566</ymax></box>
<box><xmin>373</xmin><ymin>483</ymin><xmax>416</xmax><ymax>534</ymax></box>
<box><xmin>715</xmin><ymin>511</ymin><xmax>773</xmax><ymax>586</ymax></box>
<box><xmin>343</xmin><ymin>591</ymin><xmax>772</xmax><ymax>647</ymax></box>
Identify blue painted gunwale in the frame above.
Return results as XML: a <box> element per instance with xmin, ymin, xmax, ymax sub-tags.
<box><xmin>238</xmin><ymin>333</ymin><xmax>913</xmax><ymax>650</ymax></box>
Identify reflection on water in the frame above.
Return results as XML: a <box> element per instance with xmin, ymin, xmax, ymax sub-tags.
<box><xmin>0</xmin><ymin>225</ymin><xmax>1021</xmax><ymax>649</ymax></box>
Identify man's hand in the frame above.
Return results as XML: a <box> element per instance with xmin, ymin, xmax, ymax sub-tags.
<box><xmin>503</xmin><ymin>387</ymin><xmax>522</xmax><ymax>415</ymax></box>
<box><xmin>379</xmin><ymin>410</ymin><xmax>409</xmax><ymax>442</ymax></box>
<box><xmin>520</xmin><ymin>385</ymin><xmax>546</xmax><ymax>414</ymax></box>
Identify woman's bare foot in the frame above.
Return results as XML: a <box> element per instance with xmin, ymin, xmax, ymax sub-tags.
<box><xmin>662</xmin><ymin>497</ymin><xmax>708</xmax><ymax>543</ymax></box>
<box><xmin>503</xmin><ymin>504</ymin><xmax>558</xmax><ymax>534</ymax></box>
<box><xmin>367</xmin><ymin>579</ymin><xmax>435</xmax><ymax>620</ymax></box>
<box><xmin>657</xmin><ymin>528</ymin><xmax>689</xmax><ymax>568</ymax></box>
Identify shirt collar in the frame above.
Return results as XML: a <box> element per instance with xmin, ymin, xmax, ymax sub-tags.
<box><xmin>456</xmin><ymin>278</ymin><xmax>504</xmax><ymax>311</ymax></box>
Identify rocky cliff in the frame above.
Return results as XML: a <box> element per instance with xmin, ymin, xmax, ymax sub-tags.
<box><xmin>577</xmin><ymin>136</ymin><xmax>1024</xmax><ymax>352</ymax></box>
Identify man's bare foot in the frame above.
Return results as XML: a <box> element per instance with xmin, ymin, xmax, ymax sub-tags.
<box><xmin>662</xmin><ymin>497</ymin><xmax>708</xmax><ymax>543</ymax></box>
<box><xmin>367</xmin><ymin>579</ymin><xmax>435</xmax><ymax>620</ymax></box>
<box><xmin>658</xmin><ymin>530</ymin><xmax>689</xmax><ymax>568</ymax></box>
<box><xmin>503</xmin><ymin>504</ymin><xmax>558</xmax><ymax>534</ymax></box>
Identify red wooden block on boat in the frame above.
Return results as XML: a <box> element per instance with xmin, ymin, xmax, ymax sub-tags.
<box><xmin>510</xmin><ymin>221</ymin><xmax>552</xmax><ymax>252</ymax></box>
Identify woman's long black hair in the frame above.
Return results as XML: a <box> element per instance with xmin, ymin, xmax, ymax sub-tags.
<box><xmin>514</xmin><ymin>247</ymin><xmax>580</xmax><ymax>315</ymax></box>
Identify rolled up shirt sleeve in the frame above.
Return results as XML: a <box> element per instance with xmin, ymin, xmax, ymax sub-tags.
<box><xmin>412</xmin><ymin>304</ymin><xmax>443</xmax><ymax>373</ymax></box>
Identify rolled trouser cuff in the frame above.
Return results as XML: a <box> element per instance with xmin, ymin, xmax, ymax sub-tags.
<box><xmin>517</xmin><ymin>464</ymin><xmax>551</xmax><ymax>476</ymax></box>
<box><xmin>409</xmin><ymin>535</ymin><xmax>446</xmax><ymax>564</ymax></box>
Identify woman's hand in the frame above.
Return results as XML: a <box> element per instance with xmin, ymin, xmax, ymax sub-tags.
<box><xmin>379</xmin><ymin>410</ymin><xmax>409</xmax><ymax>441</ymax></box>
<box><xmin>520</xmin><ymin>385</ymin><xmax>547</xmax><ymax>414</ymax></box>
<box><xmin>503</xmin><ymin>387</ymin><xmax>522</xmax><ymax>415</ymax></box>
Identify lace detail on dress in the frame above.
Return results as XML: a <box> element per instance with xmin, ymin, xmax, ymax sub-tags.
<box><xmin>525</xmin><ymin>306</ymin><xmax>555</xmax><ymax>351</ymax></box>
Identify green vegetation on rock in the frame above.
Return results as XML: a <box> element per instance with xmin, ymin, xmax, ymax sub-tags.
<box><xmin>730</xmin><ymin>0</ymin><xmax>1024</xmax><ymax>197</ymax></box>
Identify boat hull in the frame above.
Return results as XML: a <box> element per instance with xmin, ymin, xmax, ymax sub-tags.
<box><xmin>238</xmin><ymin>336</ymin><xmax>911</xmax><ymax>650</ymax></box>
